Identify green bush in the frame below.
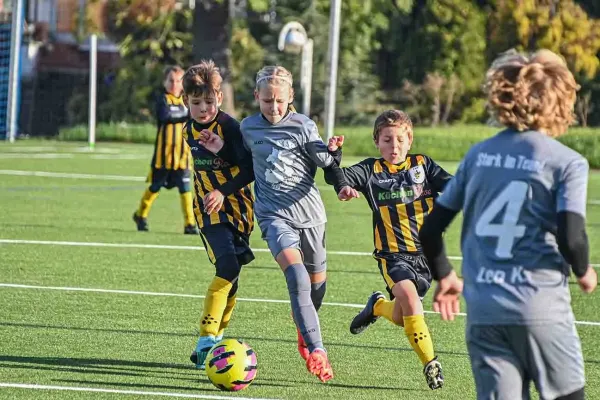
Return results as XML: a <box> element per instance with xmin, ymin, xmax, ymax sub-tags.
<box><xmin>335</xmin><ymin>124</ymin><xmax>499</xmax><ymax>160</ymax></box>
<box><xmin>59</xmin><ymin>123</ymin><xmax>600</xmax><ymax>167</ymax></box>
<box><xmin>336</xmin><ymin>125</ymin><xmax>600</xmax><ymax>167</ymax></box>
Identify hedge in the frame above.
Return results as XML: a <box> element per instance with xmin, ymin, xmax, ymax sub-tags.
<box><xmin>59</xmin><ymin>123</ymin><xmax>600</xmax><ymax>167</ymax></box>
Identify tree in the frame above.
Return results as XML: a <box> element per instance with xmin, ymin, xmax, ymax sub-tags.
<box><xmin>488</xmin><ymin>0</ymin><xmax>600</xmax><ymax>79</ymax></box>
<box><xmin>380</xmin><ymin>0</ymin><xmax>487</xmax><ymax>124</ymax></box>
<box><xmin>102</xmin><ymin>0</ymin><xmax>193</xmax><ymax>122</ymax></box>
<box><xmin>488</xmin><ymin>0</ymin><xmax>600</xmax><ymax>126</ymax></box>
<box><xmin>192</xmin><ymin>0</ymin><xmax>236</xmax><ymax>115</ymax></box>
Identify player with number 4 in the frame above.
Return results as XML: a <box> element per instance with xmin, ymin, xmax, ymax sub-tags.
<box><xmin>419</xmin><ymin>49</ymin><xmax>597</xmax><ymax>400</ymax></box>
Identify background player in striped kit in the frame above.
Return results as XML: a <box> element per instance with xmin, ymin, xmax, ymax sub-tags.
<box><xmin>420</xmin><ymin>49</ymin><xmax>598</xmax><ymax>400</ymax></box>
<box><xmin>182</xmin><ymin>61</ymin><xmax>255</xmax><ymax>369</ymax></box>
<box><xmin>324</xmin><ymin>110</ymin><xmax>451</xmax><ymax>389</ymax></box>
<box><xmin>132</xmin><ymin>65</ymin><xmax>198</xmax><ymax>234</ymax></box>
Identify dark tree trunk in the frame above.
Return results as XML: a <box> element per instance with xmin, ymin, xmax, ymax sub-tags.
<box><xmin>192</xmin><ymin>0</ymin><xmax>235</xmax><ymax>116</ymax></box>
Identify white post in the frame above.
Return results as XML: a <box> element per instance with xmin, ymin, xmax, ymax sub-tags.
<box><xmin>7</xmin><ymin>0</ymin><xmax>24</xmax><ymax>143</ymax></box>
<box><xmin>324</xmin><ymin>0</ymin><xmax>341</xmax><ymax>140</ymax></box>
<box><xmin>88</xmin><ymin>34</ymin><xmax>97</xmax><ymax>150</ymax></box>
<box><xmin>301</xmin><ymin>39</ymin><xmax>313</xmax><ymax>117</ymax></box>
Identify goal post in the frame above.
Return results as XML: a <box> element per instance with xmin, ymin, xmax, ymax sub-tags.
<box><xmin>4</xmin><ymin>0</ymin><xmax>24</xmax><ymax>142</ymax></box>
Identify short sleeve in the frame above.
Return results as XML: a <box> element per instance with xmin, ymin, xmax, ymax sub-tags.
<box><xmin>557</xmin><ymin>158</ymin><xmax>589</xmax><ymax>217</ymax></box>
<box><xmin>436</xmin><ymin>159</ymin><xmax>467</xmax><ymax>212</ymax></box>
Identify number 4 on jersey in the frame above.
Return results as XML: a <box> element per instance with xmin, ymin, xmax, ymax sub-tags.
<box><xmin>475</xmin><ymin>181</ymin><xmax>529</xmax><ymax>259</ymax></box>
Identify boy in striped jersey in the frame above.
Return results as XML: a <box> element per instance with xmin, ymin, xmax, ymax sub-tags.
<box><xmin>133</xmin><ymin>65</ymin><xmax>198</xmax><ymax>234</ymax></box>
<box><xmin>325</xmin><ymin>110</ymin><xmax>451</xmax><ymax>389</ymax></box>
<box><xmin>182</xmin><ymin>61</ymin><xmax>255</xmax><ymax>369</ymax></box>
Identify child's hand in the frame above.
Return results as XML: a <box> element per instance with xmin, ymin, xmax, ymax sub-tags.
<box><xmin>578</xmin><ymin>266</ymin><xmax>598</xmax><ymax>294</ymax></box>
<box><xmin>198</xmin><ymin>129</ymin><xmax>224</xmax><ymax>154</ymax></box>
<box><xmin>338</xmin><ymin>186</ymin><xmax>360</xmax><ymax>201</ymax></box>
<box><xmin>328</xmin><ymin>135</ymin><xmax>345</xmax><ymax>152</ymax></box>
<box><xmin>433</xmin><ymin>270</ymin><xmax>464</xmax><ymax>321</ymax></box>
<box><xmin>203</xmin><ymin>190</ymin><xmax>225</xmax><ymax>214</ymax></box>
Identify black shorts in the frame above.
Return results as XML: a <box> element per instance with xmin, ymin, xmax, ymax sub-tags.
<box><xmin>146</xmin><ymin>168</ymin><xmax>191</xmax><ymax>193</ymax></box>
<box><xmin>200</xmin><ymin>223</ymin><xmax>255</xmax><ymax>266</ymax></box>
<box><xmin>375</xmin><ymin>252</ymin><xmax>432</xmax><ymax>299</ymax></box>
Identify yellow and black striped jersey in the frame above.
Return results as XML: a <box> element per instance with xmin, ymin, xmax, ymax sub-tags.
<box><xmin>151</xmin><ymin>91</ymin><xmax>191</xmax><ymax>170</ymax></box>
<box><xmin>334</xmin><ymin>154</ymin><xmax>452</xmax><ymax>255</ymax></box>
<box><xmin>183</xmin><ymin>111</ymin><xmax>254</xmax><ymax>236</ymax></box>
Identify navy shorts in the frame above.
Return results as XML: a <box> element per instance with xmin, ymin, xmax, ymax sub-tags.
<box><xmin>375</xmin><ymin>252</ymin><xmax>432</xmax><ymax>299</ymax></box>
<box><xmin>147</xmin><ymin>168</ymin><xmax>191</xmax><ymax>193</ymax></box>
<box><xmin>200</xmin><ymin>223</ymin><xmax>254</xmax><ymax>266</ymax></box>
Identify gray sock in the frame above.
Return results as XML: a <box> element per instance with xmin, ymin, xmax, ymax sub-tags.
<box><xmin>311</xmin><ymin>280</ymin><xmax>327</xmax><ymax>312</ymax></box>
<box><xmin>284</xmin><ymin>263</ymin><xmax>323</xmax><ymax>352</ymax></box>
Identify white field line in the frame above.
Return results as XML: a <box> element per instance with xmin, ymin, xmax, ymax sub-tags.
<box><xmin>0</xmin><ymin>238</ymin><xmax>457</xmax><ymax>261</ymax></box>
<box><xmin>0</xmin><ymin>383</ymin><xmax>281</xmax><ymax>400</ymax></box>
<box><xmin>2</xmin><ymin>169</ymin><xmax>600</xmax><ymax>206</ymax></box>
<box><xmin>0</xmin><ymin>146</ymin><xmax>121</xmax><ymax>154</ymax></box>
<box><xmin>90</xmin><ymin>154</ymin><xmax>147</xmax><ymax>160</ymax></box>
<box><xmin>2</xmin><ymin>282</ymin><xmax>600</xmax><ymax>326</ymax></box>
<box><xmin>0</xmin><ymin>170</ymin><xmax>145</xmax><ymax>181</ymax></box>
<box><xmin>1</xmin><ymin>239</ymin><xmax>599</xmax><ymax>269</ymax></box>
<box><xmin>0</xmin><ymin>153</ymin><xmax>74</xmax><ymax>159</ymax></box>
<box><xmin>0</xmin><ymin>146</ymin><xmax>58</xmax><ymax>152</ymax></box>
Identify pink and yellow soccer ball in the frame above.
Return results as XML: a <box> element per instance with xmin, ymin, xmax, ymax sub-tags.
<box><xmin>204</xmin><ymin>338</ymin><xmax>258</xmax><ymax>391</ymax></box>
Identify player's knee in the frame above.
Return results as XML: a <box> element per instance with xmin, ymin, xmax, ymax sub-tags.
<box><xmin>392</xmin><ymin>281</ymin><xmax>420</xmax><ymax>306</ymax></box>
<box><xmin>309</xmin><ymin>270</ymin><xmax>327</xmax><ymax>283</ymax></box>
<box><xmin>215</xmin><ymin>254</ymin><xmax>242</xmax><ymax>283</ymax></box>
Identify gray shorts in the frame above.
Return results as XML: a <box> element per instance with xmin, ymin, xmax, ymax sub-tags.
<box><xmin>467</xmin><ymin>322</ymin><xmax>585</xmax><ymax>400</ymax></box>
<box><xmin>259</xmin><ymin>218</ymin><xmax>327</xmax><ymax>274</ymax></box>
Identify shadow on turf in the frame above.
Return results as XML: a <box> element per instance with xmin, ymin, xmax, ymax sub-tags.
<box><xmin>0</xmin><ymin>356</ymin><xmax>288</xmax><ymax>389</ymax></box>
<box><xmin>0</xmin><ymin>355</ymin><xmax>191</xmax><ymax>372</ymax></box>
<box><xmin>1</xmin><ymin>220</ymin><xmax>198</xmax><ymax>236</ymax></box>
<box><xmin>0</xmin><ymin>321</ymin><xmax>468</xmax><ymax>357</ymax></box>
<box><xmin>55</xmin><ymin>378</ymin><xmax>290</xmax><ymax>390</ymax></box>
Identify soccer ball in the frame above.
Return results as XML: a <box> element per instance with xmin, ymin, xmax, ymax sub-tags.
<box><xmin>205</xmin><ymin>338</ymin><xmax>257</xmax><ymax>391</ymax></box>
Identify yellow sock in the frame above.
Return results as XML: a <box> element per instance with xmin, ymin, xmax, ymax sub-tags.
<box><xmin>180</xmin><ymin>192</ymin><xmax>195</xmax><ymax>226</ymax></box>
<box><xmin>200</xmin><ymin>277</ymin><xmax>232</xmax><ymax>336</ymax></box>
<box><xmin>373</xmin><ymin>298</ymin><xmax>399</xmax><ymax>325</ymax></box>
<box><xmin>217</xmin><ymin>295</ymin><xmax>237</xmax><ymax>338</ymax></box>
<box><xmin>404</xmin><ymin>314</ymin><xmax>435</xmax><ymax>365</ymax></box>
<box><xmin>137</xmin><ymin>188</ymin><xmax>159</xmax><ymax>218</ymax></box>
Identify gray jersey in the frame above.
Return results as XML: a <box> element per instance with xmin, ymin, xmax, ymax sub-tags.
<box><xmin>438</xmin><ymin>129</ymin><xmax>589</xmax><ymax>325</ymax></box>
<box><xmin>240</xmin><ymin>112</ymin><xmax>334</xmax><ymax>228</ymax></box>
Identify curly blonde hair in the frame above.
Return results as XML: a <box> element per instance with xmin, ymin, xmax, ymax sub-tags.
<box><xmin>485</xmin><ymin>49</ymin><xmax>579</xmax><ymax>137</ymax></box>
<box><xmin>183</xmin><ymin>60</ymin><xmax>222</xmax><ymax>98</ymax></box>
<box><xmin>373</xmin><ymin>110</ymin><xmax>413</xmax><ymax>141</ymax></box>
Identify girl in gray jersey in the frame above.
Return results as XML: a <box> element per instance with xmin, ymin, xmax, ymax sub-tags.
<box><xmin>420</xmin><ymin>49</ymin><xmax>597</xmax><ymax>400</ymax></box>
<box><xmin>197</xmin><ymin>65</ymin><xmax>357</xmax><ymax>383</ymax></box>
